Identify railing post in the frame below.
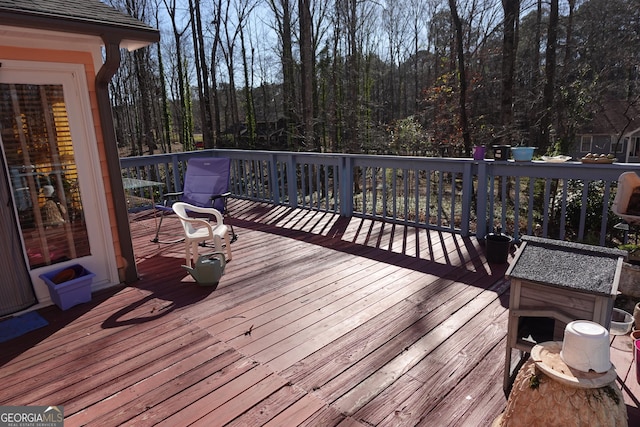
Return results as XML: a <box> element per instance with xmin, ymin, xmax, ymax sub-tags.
<box><xmin>269</xmin><ymin>153</ymin><xmax>279</xmax><ymax>205</ymax></box>
<box><xmin>340</xmin><ymin>155</ymin><xmax>354</xmax><ymax>217</ymax></box>
<box><xmin>287</xmin><ymin>154</ymin><xmax>298</xmax><ymax>208</ymax></box>
<box><xmin>476</xmin><ymin>161</ymin><xmax>488</xmax><ymax>240</ymax></box>
<box><xmin>171</xmin><ymin>154</ymin><xmax>182</xmax><ymax>193</ymax></box>
<box><xmin>460</xmin><ymin>162</ymin><xmax>473</xmax><ymax>236</ymax></box>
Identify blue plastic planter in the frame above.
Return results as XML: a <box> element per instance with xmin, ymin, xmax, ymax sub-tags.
<box><xmin>40</xmin><ymin>264</ymin><xmax>94</xmax><ymax>310</ymax></box>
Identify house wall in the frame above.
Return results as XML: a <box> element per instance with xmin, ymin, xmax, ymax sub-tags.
<box><xmin>0</xmin><ymin>44</ymin><xmax>126</xmax><ymax>282</ymax></box>
<box><xmin>574</xmin><ymin>134</ymin><xmax>611</xmax><ymax>156</ymax></box>
<box><xmin>575</xmin><ymin>133</ymin><xmax>640</xmax><ymax>162</ymax></box>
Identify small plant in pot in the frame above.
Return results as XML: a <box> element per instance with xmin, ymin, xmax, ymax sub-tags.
<box><xmin>619</xmin><ymin>243</ymin><xmax>640</xmax><ymax>265</ymax></box>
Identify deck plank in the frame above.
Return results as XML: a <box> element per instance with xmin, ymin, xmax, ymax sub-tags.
<box><xmin>66</xmin><ymin>342</ymin><xmax>238</xmax><ymax>425</ymax></box>
<box><xmin>422</xmin><ymin>336</ymin><xmax>508</xmax><ymax>427</ymax></box>
<box><xmin>1</xmin><ymin>200</ymin><xmax>637</xmax><ymax>426</ymax></box>
<box><xmin>193</xmin><ymin>256</ymin><xmax>378</xmax><ymax>336</ymax></box>
<box><xmin>28</xmin><ymin>322</ymin><xmax>212</xmax><ymax>408</ymax></box>
<box><xmin>261</xmin><ymin>392</ymin><xmax>328</xmax><ymax>427</ymax></box>
<box><xmin>232</xmin><ymin>263</ymin><xmax>418</xmax><ymax>363</ymax></box>
<box><xmin>300</xmin><ymin>273</ymin><xmax>505</xmax><ymax>407</ymax></box>
<box><xmin>331</xmin><ymin>278</ymin><xmax>510</xmax><ymax>416</ymax></box>
<box><xmin>190</xmin><ymin>373</ymin><xmax>291</xmax><ymax>426</ymax></box>
<box><xmin>154</xmin><ymin>363</ymin><xmax>276</xmax><ymax>426</ymax></box>
<box><xmin>204</xmin><ymin>261</ymin><xmax>380</xmax><ymax>344</ymax></box>
<box><xmin>225</xmin><ymin>384</ymin><xmax>309</xmax><ymax>426</ymax></box>
<box><xmin>354</xmin><ymin>299</ymin><xmax>509</xmax><ymax>425</ymax></box>
<box><xmin>65</xmin><ymin>334</ymin><xmax>225</xmax><ymax>416</ymax></box>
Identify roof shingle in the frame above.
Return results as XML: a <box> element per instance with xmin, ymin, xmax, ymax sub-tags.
<box><xmin>0</xmin><ymin>0</ymin><xmax>158</xmax><ymax>42</ymax></box>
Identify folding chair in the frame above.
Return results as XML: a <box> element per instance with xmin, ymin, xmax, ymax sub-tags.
<box><xmin>152</xmin><ymin>157</ymin><xmax>237</xmax><ymax>244</ymax></box>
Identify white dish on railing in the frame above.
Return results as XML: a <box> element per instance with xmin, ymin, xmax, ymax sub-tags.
<box><xmin>541</xmin><ymin>155</ymin><xmax>572</xmax><ymax>163</ymax></box>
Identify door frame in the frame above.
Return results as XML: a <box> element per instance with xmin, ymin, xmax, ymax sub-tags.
<box><xmin>0</xmin><ymin>59</ymin><xmax>119</xmax><ymax>306</ymax></box>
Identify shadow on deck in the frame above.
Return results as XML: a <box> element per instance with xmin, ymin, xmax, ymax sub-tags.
<box><xmin>0</xmin><ymin>199</ymin><xmax>638</xmax><ymax>426</ymax></box>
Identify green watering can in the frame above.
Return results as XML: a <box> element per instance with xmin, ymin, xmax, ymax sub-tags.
<box><xmin>182</xmin><ymin>252</ymin><xmax>226</xmax><ymax>287</ymax></box>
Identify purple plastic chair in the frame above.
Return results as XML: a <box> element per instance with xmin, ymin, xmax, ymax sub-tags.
<box><xmin>152</xmin><ymin>157</ymin><xmax>236</xmax><ymax>243</ymax></box>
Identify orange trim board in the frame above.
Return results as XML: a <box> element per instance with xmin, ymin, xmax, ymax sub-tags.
<box><xmin>2</xmin><ymin>46</ymin><xmax>93</xmax><ymax>67</ymax></box>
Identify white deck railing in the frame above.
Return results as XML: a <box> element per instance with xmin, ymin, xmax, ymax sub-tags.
<box><xmin>120</xmin><ymin>149</ymin><xmax>640</xmax><ymax>246</ymax></box>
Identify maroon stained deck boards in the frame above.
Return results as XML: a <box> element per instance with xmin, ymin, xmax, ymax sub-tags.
<box><xmin>1</xmin><ymin>200</ymin><xmax>637</xmax><ymax>426</ymax></box>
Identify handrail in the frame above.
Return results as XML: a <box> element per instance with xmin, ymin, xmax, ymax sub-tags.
<box><xmin>120</xmin><ymin>149</ymin><xmax>640</xmax><ymax>247</ymax></box>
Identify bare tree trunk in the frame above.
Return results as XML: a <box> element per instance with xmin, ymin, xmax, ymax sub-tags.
<box><xmin>299</xmin><ymin>0</ymin><xmax>315</xmax><ymax>150</ymax></box>
<box><xmin>220</xmin><ymin>1</ymin><xmax>241</xmax><ymax>145</ymax></box>
<box><xmin>189</xmin><ymin>0</ymin><xmax>214</xmax><ymax>148</ymax></box>
<box><xmin>240</xmin><ymin>21</ymin><xmax>256</xmax><ymax>147</ymax></box>
<box><xmin>449</xmin><ymin>0</ymin><xmax>471</xmax><ymax>155</ymax></box>
<box><xmin>563</xmin><ymin>0</ymin><xmax>575</xmax><ymax>67</ymax></box>
<box><xmin>210</xmin><ymin>0</ymin><xmax>222</xmax><ymax>144</ymax></box>
<box><xmin>541</xmin><ymin>0</ymin><xmax>558</xmax><ymax>152</ymax></box>
<box><xmin>412</xmin><ymin>9</ymin><xmax>420</xmax><ymax>112</ymax></box>
<box><xmin>556</xmin><ymin>0</ymin><xmax>576</xmax><ymax>152</ymax></box>
<box><xmin>501</xmin><ymin>0</ymin><xmax>520</xmax><ymax>144</ymax></box>
<box><xmin>346</xmin><ymin>0</ymin><xmax>359</xmax><ymax>153</ymax></box>
<box><xmin>530</xmin><ymin>0</ymin><xmax>542</xmax><ymax>147</ymax></box>
<box><xmin>267</xmin><ymin>0</ymin><xmax>297</xmax><ymax>149</ymax></box>
<box><xmin>133</xmin><ymin>48</ymin><xmax>154</xmax><ymax>154</ymax></box>
<box><xmin>163</xmin><ymin>0</ymin><xmax>191</xmax><ymax>149</ymax></box>
<box><xmin>156</xmin><ymin>35</ymin><xmax>172</xmax><ymax>153</ymax></box>
<box><xmin>284</xmin><ymin>0</ymin><xmax>298</xmax><ymax>150</ymax></box>
<box><xmin>331</xmin><ymin>14</ymin><xmax>342</xmax><ymax>152</ymax></box>
<box><xmin>183</xmin><ymin>72</ymin><xmax>195</xmax><ymax>150</ymax></box>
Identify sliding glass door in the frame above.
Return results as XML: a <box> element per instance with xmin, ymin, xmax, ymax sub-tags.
<box><xmin>0</xmin><ymin>60</ymin><xmax>117</xmax><ymax>314</ymax></box>
<box><xmin>1</xmin><ymin>83</ymin><xmax>91</xmax><ymax>269</ymax></box>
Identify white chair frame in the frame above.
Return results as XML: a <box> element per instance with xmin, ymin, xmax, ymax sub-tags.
<box><xmin>612</xmin><ymin>171</ymin><xmax>640</xmax><ymax>225</ymax></box>
<box><xmin>172</xmin><ymin>202</ymin><xmax>232</xmax><ymax>267</ymax></box>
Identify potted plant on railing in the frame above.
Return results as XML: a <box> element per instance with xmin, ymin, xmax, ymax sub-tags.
<box><xmin>619</xmin><ymin>243</ymin><xmax>640</xmax><ymax>266</ymax></box>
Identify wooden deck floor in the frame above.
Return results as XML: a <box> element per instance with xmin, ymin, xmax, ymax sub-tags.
<box><xmin>1</xmin><ymin>199</ymin><xmax>639</xmax><ymax>426</ymax></box>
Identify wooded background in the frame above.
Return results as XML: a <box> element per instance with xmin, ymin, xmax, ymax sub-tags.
<box><xmin>107</xmin><ymin>0</ymin><xmax>640</xmax><ymax>158</ymax></box>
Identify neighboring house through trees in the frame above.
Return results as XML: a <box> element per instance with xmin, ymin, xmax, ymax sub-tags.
<box><xmin>575</xmin><ymin>99</ymin><xmax>640</xmax><ymax>163</ymax></box>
